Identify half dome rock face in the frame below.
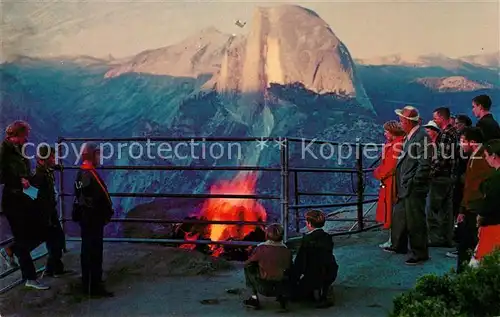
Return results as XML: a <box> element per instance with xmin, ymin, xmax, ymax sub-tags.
<box><xmin>211</xmin><ymin>5</ymin><xmax>369</xmax><ymax>102</ymax></box>
<box><xmin>104</xmin><ymin>27</ymin><xmax>235</xmax><ymax>78</ymax></box>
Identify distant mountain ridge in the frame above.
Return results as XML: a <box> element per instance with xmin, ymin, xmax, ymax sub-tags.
<box><xmin>356</xmin><ymin>52</ymin><xmax>500</xmax><ymax>70</ymax></box>
<box><xmin>414</xmin><ymin>76</ymin><xmax>493</xmax><ymax>92</ymax></box>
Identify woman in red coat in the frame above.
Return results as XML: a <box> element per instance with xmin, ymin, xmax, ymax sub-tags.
<box><xmin>374</xmin><ymin>121</ymin><xmax>406</xmax><ymax>248</ymax></box>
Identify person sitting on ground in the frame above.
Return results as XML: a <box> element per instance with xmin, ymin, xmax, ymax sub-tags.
<box><xmin>31</xmin><ymin>145</ymin><xmax>71</xmax><ymax>277</ymax></box>
<box><xmin>469</xmin><ymin>139</ymin><xmax>500</xmax><ymax>266</ymax></box>
<box><xmin>374</xmin><ymin>120</ymin><xmax>406</xmax><ymax>248</ymax></box>
<box><xmin>291</xmin><ymin>210</ymin><xmax>338</xmax><ymax>308</ymax></box>
<box><xmin>243</xmin><ymin>223</ymin><xmax>292</xmax><ymax>310</ymax></box>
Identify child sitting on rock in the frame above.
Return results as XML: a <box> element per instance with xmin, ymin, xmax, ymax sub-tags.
<box><xmin>243</xmin><ymin>223</ymin><xmax>292</xmax><ymax>310</ymax></box>
<box><xmin>291</xmin><ymin>209</ymin><xmax>338</xmax><ymax>308</ymax></box>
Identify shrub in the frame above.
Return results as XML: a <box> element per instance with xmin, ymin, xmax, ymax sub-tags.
<box><xmin>391</xmin><ymin>249</ymin><xmax>500</xmax><ymax>317</ymax></box>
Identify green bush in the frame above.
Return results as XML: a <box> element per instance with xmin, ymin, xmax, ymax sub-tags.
<box><xmin>391</xmin><ymin>249</ymin><xmax>500</xmax><ymax>317</ymax></box>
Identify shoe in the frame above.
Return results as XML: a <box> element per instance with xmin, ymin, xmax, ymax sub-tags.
<box><xmin>405</xmin><ymin>257</ymin><xmax>429</xmax><ymax>266</ymax></box>
<box><xmin>379</xmin><ymin>241</ymin><xmax>392</xmax><ymax>248</ymax></box>
<box><xmin>25</xmin><ymin>280</ymin><xmax>50</xmax><ymax>290</ymax></box>
<box><xmin>243</xmin><ymin>297</ymin><xmax>260</xmax><ymax>309</ymax></box>
<box><xmin>383</xmin><ymin>247</ymin><xmax>406</xmax><ymax>254</ymax></box>
<box><xmin>446</xmin><ymin>251</ymin><xmax>458</xmax><ymax>258</ymax></box>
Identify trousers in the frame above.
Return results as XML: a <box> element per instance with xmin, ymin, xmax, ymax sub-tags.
<box><xmin>456</xmin><ymin>212</ymin><xmax>478</xmax><ymax>273</ymax></box>
<box><xmin>427</xmin><ymin>177</ymin><xmax>455</xmax><ymax>246</ymax></box>
<box><xmin>46</xmin><ymin>222</ymin><xmax>65</xmax><ymax>274</ymax></box>
<box><xmin>80</xmin><ymin>221</ymin><xmax>104</xmax><ymax>292</ymax></box>
<box><xmin>391</xmin><ymin>188</ymin><xmax>429</xmax><ymax>259</ymax></box>
<box><xmin>244</xmin><ymin>264</ymin><xmax>289</xmax><ymax>298</ymax></box>
<box><xmin>2</xmin><ymin>191</ymin><xmax>43</xmax><ymax>280</ymax></box>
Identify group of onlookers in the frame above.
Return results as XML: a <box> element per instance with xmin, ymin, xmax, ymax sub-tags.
<box><xmin>374</xmin><ymin>94</ymin><xmax>500</xmax><ymax>269</ymax></box>
<box><xmin>0</xmin><ymin>121</ymin><xmax>114</xmax><ymax>297</ymax></box>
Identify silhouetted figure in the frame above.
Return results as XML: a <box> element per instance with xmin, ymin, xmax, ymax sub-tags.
<box><xmin>72</xmin><ymin>142</ymin><xmax>114</xmax><ymax>297</ymax></box>
<box><xmin>0</xmin><ymin>120</ymin><xmax>49</xmax><ymax>290</ymax></box>
<box><xmin>31</xmin><ymin>145</ymin><xmax>70</xmax><ymax>277</ymax></box>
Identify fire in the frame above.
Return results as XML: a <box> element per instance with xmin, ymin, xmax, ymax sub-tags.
<box><xmin>179</xmin><ymin>172</ymin><xmax>267</xmax><ymax>256</ymax></box>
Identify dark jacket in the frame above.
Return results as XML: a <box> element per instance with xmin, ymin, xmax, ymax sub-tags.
<box><xmin>461</xmin><ymin>146</ymin><xmax>495</xmax><ymax>212</ymax></box>
<box><xmin>477</xmin><ymin>169</ymin><xmax>500</xmax><ymax>227</ymax></box>
<box><xmin>0</xmin><ymin>139</ymin><xmax>31</xmax><ymax>191</ymax></box>
<box><xmin>73</xmin><ymin>167</ymin><xmax>113</xmax><ymax>226</ymax></box>
<box><xmin>292</xmin><ymin>229</ymin><xmax>338</xmax><ymax>287</ymax></box>
<box><xmin>476</xmin><ymin>114</ymin><xmax>500</xmax><ymax>141</ymax></box>
<box><xmin>31</xmin><ymin>164</ymin><xmax>58</xmax><ymax>226</ymax></box>
<box><xmin>396</xmin><ymin>126</ymin><xmax>431</xmax><ymax>199</ymax></box>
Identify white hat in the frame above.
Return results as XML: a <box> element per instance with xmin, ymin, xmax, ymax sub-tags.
<box><xmin>423</xmin><ymin>120</ymin><xmax>440</xmax><ymax>132</ymax></box>
<box><xmin>395</xmin><ymin>105</ymin><xmax>420</xmax><ymax>121</ymax></box>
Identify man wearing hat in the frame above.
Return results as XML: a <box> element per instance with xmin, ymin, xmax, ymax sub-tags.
<box><xmin>72</xmin><ymin>142</ymin><xmax>114</xmax><ymax>297</ymax></box>
<box><xmin>385</xmin><ymin>106</ymin><xmax>431</xmax><ymax>265</ymax></box>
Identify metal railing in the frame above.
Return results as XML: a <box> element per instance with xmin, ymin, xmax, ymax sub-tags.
<box><xmin>0</xmin><ymin>136</ymin><xmax>382</xmax><ymax>293</ymax></box>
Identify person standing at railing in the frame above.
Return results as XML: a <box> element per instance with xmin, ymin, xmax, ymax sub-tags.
<box><xmin>427</xmin><ymin>107</ymin><xmax>460</xmax><ymax>248</ymax></box>
<box><xmin>373</xmin><ymin>121</ymin><xmax>406</xmax><ymax>248</ymax></box>
<box><xmin>386</xmin><ymin>106</ymin><xmax>431</xmax><ymax>265</ymax></box>
<box><xmin>31</xmin><ymin>145</ymin><xmax>71</xmax><ymax>277</ymax></box>
<box><xmin>0</xmin><ymin>120</ymin><xmax>50</xmax><ymax>290</ymax></box>
<box><xmin>454</xmin><ymin>128</ymin><xmax>494</xmax><ymax>272</ymax></box>
<box><xmin>72</xmin><ymin>142</ymin><xmax>114</xmax><ymax>297</ymax></box>
<box><xmin>469</xmin><ymin>139</ymin><xmax>500</xmax><ymax>267</ymax></box>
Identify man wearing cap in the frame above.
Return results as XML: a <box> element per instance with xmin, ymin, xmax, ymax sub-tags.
<box><xmin>72</xmin><ymin>142</ymin><xmax>114</xmax><ymax>297</ymax></box>
<box><xmin>386</xmin><ymin>105</ymin><xmax>431</xmax><ymax>265</ymax></box>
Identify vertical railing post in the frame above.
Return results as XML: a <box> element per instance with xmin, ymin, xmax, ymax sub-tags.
<box><xmin>57</xmin><ymin>138</ymin><xmax>66</xmax><ymax>250</ymax></box>
<box><xmin>356</xmin><ymin>141</ymin><xmax>364</xmax><ymax>231</ymax></box>
<box><xmin>293</xmin><ymin>171</ymin><xmax>300</xmax><ymax>233</ymax></box>
<box><xmin>280</xmin><ymin>138</ymin><xmax>290</xmax><ymax>242</ymax></box>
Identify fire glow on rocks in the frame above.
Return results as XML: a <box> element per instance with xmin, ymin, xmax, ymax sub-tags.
<box><xmin>178</xmin><ymin>172</ymin><xmax>267</xmax><ymax>258</ymax></box>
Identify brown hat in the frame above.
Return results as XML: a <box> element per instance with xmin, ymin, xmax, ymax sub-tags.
<box><xmin>395</xmin><ymin>105</ymin><xmax>420</xmax><ymax>121</ymax></box>
<box><xmin>383</xmin><ymin>120</ymin><xmax>406</xmax><ymax>137</ymax></box>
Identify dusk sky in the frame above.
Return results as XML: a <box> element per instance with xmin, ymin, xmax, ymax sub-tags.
<box><xmin>2</xmin><ymin>0</ymin><xmax>498</xmax><ymax>61</ymax></box>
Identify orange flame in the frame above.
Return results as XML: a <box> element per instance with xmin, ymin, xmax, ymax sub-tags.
<box><xmin>180</xmin><ymin>172</ymin><xmax>267</xmax><ymax>256</ymax></box>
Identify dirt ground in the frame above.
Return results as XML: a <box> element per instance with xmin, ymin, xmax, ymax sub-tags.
<box><xmin>0</xmin><ymin>229</ymin><xmax>456</xmax><ymax>317</ymax></box>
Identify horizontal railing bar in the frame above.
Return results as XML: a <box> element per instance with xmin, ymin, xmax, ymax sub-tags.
<box><xmin>297</xmin><ymin>192</ymin><xmax>378</xmax><ymax>197</ymax></box>
<box><xmin>58</xmin><ymin>136</ymin><xmax>382</xmax><ymax>147</ymax></box>
<box><xmin>0</xmin><ymin>250</ymin><xmax>48</xmax><ymax>280</ymax></box>
<box><xmin>60</xmin><ymin>193</ymin><xmax>280</xmax><ymax>199</ymax></box>
<box><xmin>0</xmin><ymin>238</ymin><xmax>13</xmax><ymax>248</ymax></box>
<box><xmin>59</xmin><ymin>165</ymin><xmax>375</xmax><ymax>173</ymax></box>
<box><xmin>287</xmin><ymin>137</ymin><xmax>384</xmax><ymax>147</ymax></box>
<box><xmin>288</xmin><ymin>167</ymin><xmax>358</xmax><ymax>173</ymax></box>
<box><xmin>66</xmin><ymin>237</ymin><xmax>261</xmax><ymax>246</ymax></box>
<box><xmin>289</xmin><ymin>198</ymin><xmax>378</xmax><ymax>209</ymax></box>
<box><xmin>0</xmin><ymin>265</ymin><xmax>46</xmax><ymax>294</ymax></box>
<box><xmin>59</xmin><ymin>137</ymin><xmax>280</xmax><ymax>142</ymax></box>
<box><xmin>62</xmin><ymin>218</ymin><xmax>269</xmax><ymax>226</ymax></box>
<box><xmin>62</xmin><ymin>165</ymin><xmax>281</xmax><ymax>172</ymax></box>
<box><xmin>286</xmin><ymin>223</ymin><xmax>383</xmax><ymax>244</ymax></box>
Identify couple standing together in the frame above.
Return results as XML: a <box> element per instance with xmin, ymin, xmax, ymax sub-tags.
<box><xmin>374</xmin><ymin>106</ymin><xmax>431</xmax><ymax>265</ymax></box>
